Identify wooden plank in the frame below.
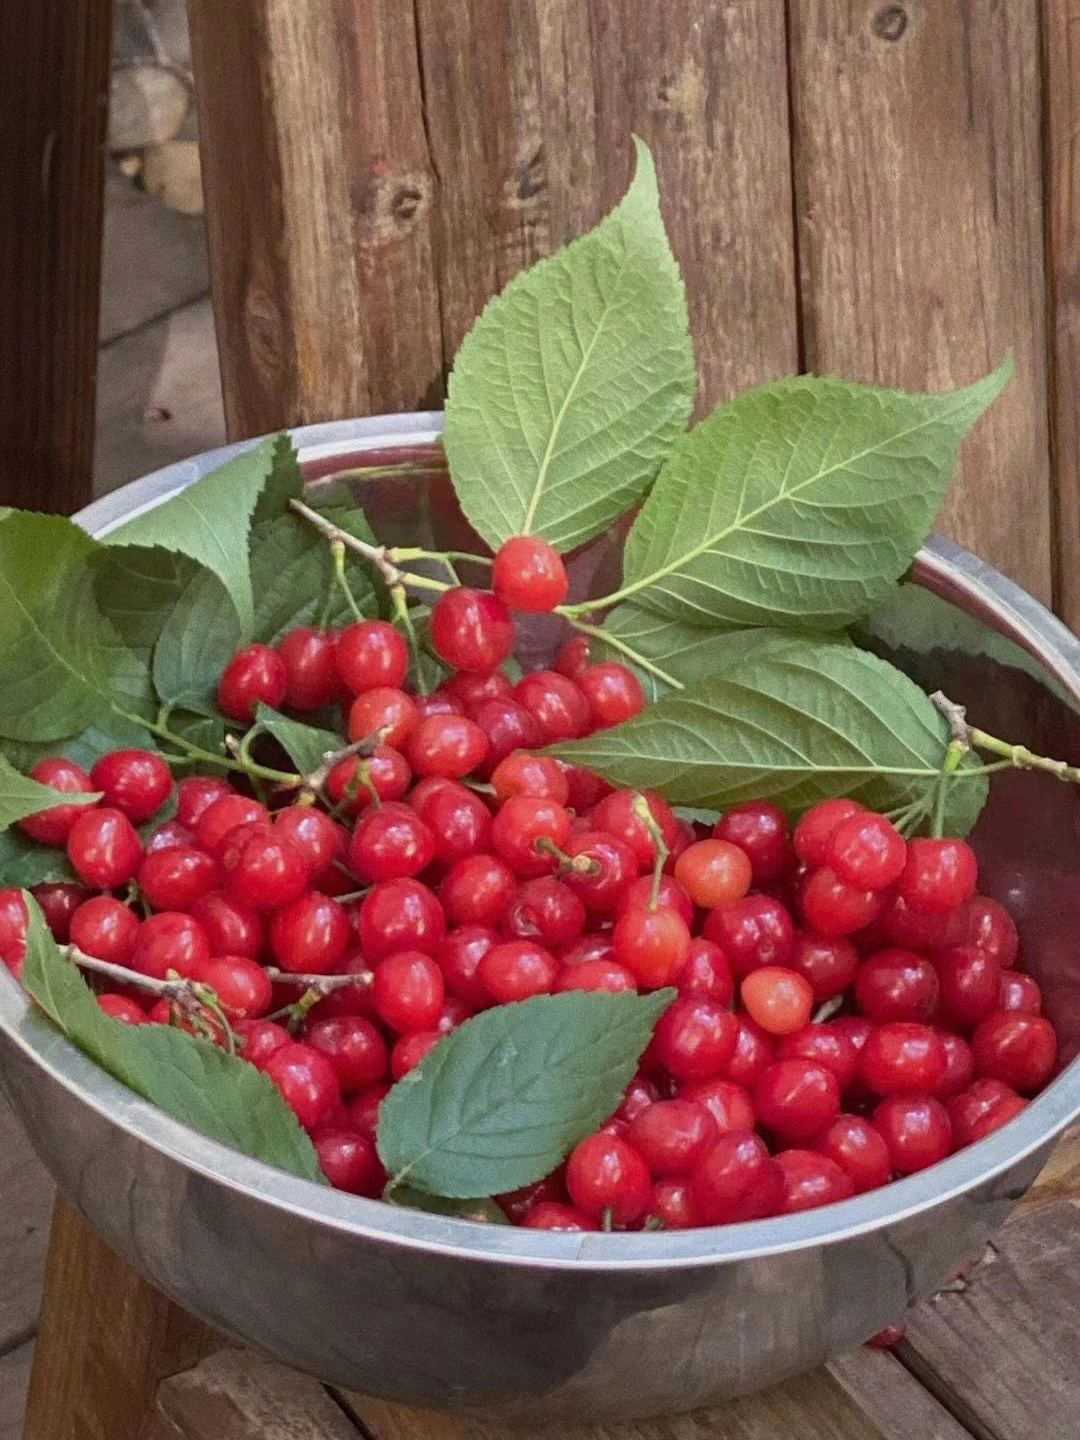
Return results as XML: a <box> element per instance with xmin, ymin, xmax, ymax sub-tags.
<box><xmin>899</xmin><ymin>1201</ymin><xmax>1080</xmax><ymax>1440</ymax></box>
<box><xmin>1044</xmin><ymin>2</ymin><xmax>1080</xmax><ymax>629</ymax></box>
<box><xmin>1011</xmin><ymin>1122</ymin><xmax>1080</xmax><ymax>1217</ymax></box>
<box><xmin>788</xmin><ymin>1</ymin><xmax>1052</xmax><ymax>604</ymax></box>
<box><xmin>186</xmin><ymin>0</ymin><xmax>445</xmax><ymax>436</ymax></box>
<box><xmin>23</xmin><ymin>1199</ymin><xmax>219</xmax><ymax>1440</ymax></box>
<box><xmin>827</xmin><ymin>1346</ymin><xmax>973</xmax><ymax>1440</ymax></box>
<box><xmin>0</xmin><ymin>1101</ymin><xmax>54</xmax><ymax>1353</ymax></box>
<box><xmin>148</xmin><ymin>1350</ymin><xmax>364</xmax><ymax>1440</ymax></box>
<box><xmin>0</xmin><ymin>0</ymin><xmax>113</xmax><ymax>512</ymax></box>
<box><xmin>0</xmin><ymin>1341</ymin><xmax>34</xmax><ymax>1440</ymax></box>
<box><xmin>413</xmin><ymin>0</ymin><xmax>799</xmax><ymax>411</ymax></box>
<box><xmin>342</xmin><ymin>1368</ymin><xmax>892</xmax><ymax>1440</ymax></box>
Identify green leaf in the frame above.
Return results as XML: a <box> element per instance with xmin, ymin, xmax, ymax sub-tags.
<box><xmin>19</xmin><ymin>901</ymin><xmax>326</xmax><ymax>1184</ymax></box>
<box><xmin>617</xmin><ymin>363</ymin><xmax>1012</xmax><ymax>631</ymax></box>
<box><xmin>547</xmin><ymin>636</ymin><xmax>988</xmax><ymax>834</ymax></box>
<box><xmin>101</xmin><ymin>438</ymin><xmax>283</xmax><ymax>638</ymax></box>
<box><xmin>443</xmin><ymin>138</ymin><xmax>695</xmax><ymax>553</ymax></box>
<box><xmin>166</xmin><ymin>710</ymin><xmax>229</xmax><ymax>772</ymax></box>
<box><xmin>592</xmin><ymin>605</ymin><xmax>797</xmax><ymax>701</ymax></box>
<box><xmin>253</xmin><ymin>705</ymin><xmax>342</xmax><ymax>776</ymax></box>
<box><xmin>153</xmin><ymin>568</ymin><xmax>242</xmax><ymax>716</ymax></box>
<box><xmin>0</xmin><ymin>514</ymin><xmax>130</xmax><ymax>742</ymax></box>
<box><xmin>0</xmin><ymin>753</ymin><xmax>100</xmax><ymax>833</ymax></box>
<box><xmin>249</xmin><ymin>513</ymin><xmax>377</xmax><ymax>645</ymax></box>
<box><xmin>377</xmin><ymin>989</ymin><xmax>674</xmax><ymax>1199</ymax></box>
<box><xmin>252</xmin><ymin>433</ymin><xmax>304</xmax><ymax>525</ymax></box>
<box><xmin>0</xmin><ymin>828</ymin><xmax>80</xmax><ymax>886</ymax></box>
<box><xmin>383</xmin><ymin>1185</ymin><xmax>510</xmax><ymax>1225</ymax></box>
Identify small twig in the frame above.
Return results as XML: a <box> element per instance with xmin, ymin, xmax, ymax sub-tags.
<box><xmin>304</xmin><ymin>729</ymin><xmax>387</xmax><ymax>792</ymax></box>
<box><xmin>263</xmin><ymin>967</ymin><xmax>374</xmax><ymax>992</ymax></box>
<box><xmin>63</xmin><ymin>946</ymin><xmax>237</xmax><ymax>1050</ymax></box>
<box><xmin>931</xmin><ymin>690</ymin><xmax>1080</xmax><ymax>786</ymax></box>
<box><xmin>289</xmin><ymin>498</ymin><xmax>449</xmax><ymax>596</ymax></box>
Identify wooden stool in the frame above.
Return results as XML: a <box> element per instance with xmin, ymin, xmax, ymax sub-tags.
<box><xmin>14</xmin><ymin>2</ymin><xmax>1080</xmax><ymax>1436</ymax></box>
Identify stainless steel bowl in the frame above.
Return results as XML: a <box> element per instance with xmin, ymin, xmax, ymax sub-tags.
<box><xmin>2</xmin><ymin>413</ymin><xmax>1080</xmax><ymax>1422</ymax></box>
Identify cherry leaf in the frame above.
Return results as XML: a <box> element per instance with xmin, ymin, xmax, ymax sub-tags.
<box><xmin>377</xmin><ymin>989</ymin><xmax>674</xmax><ymax>1199</ymax></box>
<box><xmin>18</xmin><ymin>901</ymin><xmax>326</xmax><ymax>1185</ymax></box>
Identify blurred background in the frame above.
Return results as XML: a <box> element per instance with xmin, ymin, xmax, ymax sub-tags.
<box><xmin>94</xmin><ymin>0</ymin><xmax>225</xmax><ymax>496</ymax></box>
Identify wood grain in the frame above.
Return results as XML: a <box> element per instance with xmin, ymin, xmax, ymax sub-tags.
<box><xmin>0</xmin><ymin>0</ymin><xmax>113</xmax><ymax>512</ymax></box>
<box><xmin>413</xmin><ymin>0</ymin><xmax>800</xmax><ymax>409</ymax></box>
<box><xmin>788</xmin><ymin>0</ymin><xmax>1051</xmax><ymax>604</ymax></box>
<box><xmin>342</xmin><ymin>1369</ymin><xmax>896</xmax><ymax>1440</ymax></box>
<box><xmin>1044</xmin><ymin>2</ymin><xmax>1080</xmax><ymax>627</ymax></box>
<box><xmin>0</xmin><ymin>1101</ymin><xmax>54</xmax><ymax>1353</ymax></box>
<box><xmin>899</xmin><ymin>1201</ymin><xmax>1080</xmax><ymax>1440</ymax></box>
<box><xmin>149</xmin><ymin>1351</ymin><xmax>363</xmax><ymax>1440</ymax></box>
<box><xmin>23</xmin><ymin>1200</ymin><xmax>218</xmax><ymax>1440</ymax></box>
<box><xmin>186</xmin><ymin>0</ymin><xmax>444</xmax><ymax>437</ymax></box>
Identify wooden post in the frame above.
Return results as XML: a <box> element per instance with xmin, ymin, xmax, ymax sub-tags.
<box><xmin>787</xmin><ymin>0</ymin><xmax>1052</xmax><ymax>605</ymax></box>
<box><xmin>0</xmin><ymin>1</ymin><xmax>113</xmax><ymax>513</ymax></box>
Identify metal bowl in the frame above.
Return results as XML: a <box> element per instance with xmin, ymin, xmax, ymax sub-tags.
<box><xmin>2</xmin><ymin>413</ymin><xmax>1080</xmax><ymax>1422</ymax></box>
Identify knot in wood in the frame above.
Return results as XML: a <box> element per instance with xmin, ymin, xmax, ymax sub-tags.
<box><xmin>871</xmin><ymin>4</ymin><xmax>908</xmax><ymax>41</ymax></box>
<box><xmin>353</xmin><ymin>170</ymin><xmax>432</xmax><ymax>238</ymax></box>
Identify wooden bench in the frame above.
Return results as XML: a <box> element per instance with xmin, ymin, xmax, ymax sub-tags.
<box><xmin>8</xmin><ymin>3</ymin><xmax>1080</xmax><ymax>1437</ymax></box>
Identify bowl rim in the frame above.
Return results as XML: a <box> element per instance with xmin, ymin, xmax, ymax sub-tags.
<box><xmin>4</xmin><ymin>409</ymin><xmax>1080</xmax><ymax>1272</ymax></box>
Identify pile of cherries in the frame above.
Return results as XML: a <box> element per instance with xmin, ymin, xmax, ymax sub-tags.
<box><xmin>0</xmin><ymin>537</ymin><xmax>1062</xmax><ymax>1230</ymax></box>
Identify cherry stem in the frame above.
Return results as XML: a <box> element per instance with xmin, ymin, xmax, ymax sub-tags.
<box><xmin>390</xmin><ymin>584</ymin><xmax>433</xmax><ymax>696</ymax></box>
<box><xmin>930</xmin><ymin>691</ymin><xmax>1080</xmax><ymax>785</ymax></box>
<box><xmin>533</xmin><ymin>836</ymin><xmax>601</xmax><ymax>877</ymax></box>
<box><xmin>263</xmin><ymin>967</ymin><xmax>374</xmax><ymax>991</ymax></box>
<box><xmin>289</xmin><ymin>498</ymin><xmax>450</xmax><ymax>596</ymax></box>
<box><xmin>62</xmin><ymin>947</ymin><xmax>238</xmax><ymax>1053</ymax></box>
<box><xmin>332</xmin><ymin>540</ymin><xmax>366</xmax><ymax>622</ymax></box>
<box><xmin>631</xmin><ymin>793</ymin><xmax>669</xmax><ymax>909</ymax></box>
<box><xmin>304</xmin><ymin>730</ymin><xmax>387</xmax><ymax>793</ymax></box>
<box><xmin>114</xmin><ymin>703</ymin><xmax>309</xmax><ymax>789</ymax></box>
<box><xmin>931</xmin><ymin>740</ymin><xmax>968</xmax><ymax>839</ymax></box>
<box><xmin>559</xmin><ymin>616</ymin><xmax>683</xmax><ymax>692</ymax></box>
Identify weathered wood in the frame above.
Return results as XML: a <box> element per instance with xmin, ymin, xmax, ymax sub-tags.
<box><xmin>1044</xmin><ymin>2</ymin><xmax>1080</xmax><ymax>628</ymax></box>
<box><xmin>343</xmin><ymin>1369</ymin><xmax>895</xmax><ymax>1440</ymax></box>
<box><xmin>23</xmin><ymin>1200</ymin><xmax>219</xmax><ymax>1440</ymax></box>
<box><xmin>0</xmin><ymin>0</ymin><xmax>113</xmax><ymax>512</ymax></box>
<box><xmin>826</xmin><ymin>1346</ymin><xmax>973</xmax><ymax>1440</ymax></box>
<box><xmin>0</xmin><ymin>1341</ymin><xmax>34</xmax><ymax>1440</ymax></box>
<box><xmin>788</xmin><ymin>1</ymin><xmax>1051</xmax><ymax>605</ymax></box>
<box><xmin>0</xmin><ymin>1102</ymin><xmax>54</xmax><ymax>1353</ymax></box>
<box><xmin>149</xmin><ymin>1351</ymin><xmax>363</xmax><ymax>1440</ymax></box>
<box><xmin>186</xmin><ymin>0</ymin><xmax>445</xmax><ymax>436</ymax></box>
<box><xmin>412</xmin><ymin>0</ymin><xmax>799</xmax><ymax>409</ymax></box>
<box><xmin>899</xmin><ymin>1201</ymin><xmax>1080</xmax><ymax>1440</ymax></box>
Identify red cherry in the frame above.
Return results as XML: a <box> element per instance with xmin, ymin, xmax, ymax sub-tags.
<box><xmin>566</xmin><ymin>1132</ymin><xmax>652</xmax><ymax>1227</ymax></box>
<box><xmin>613</xmin><ymin>905</ymin><xmax>690</xmax><ymax>988</ymax></box>
<box><xmin>859</xmin><ymin>1023</ymin><xmax>949</xmax><ymax>1096</ymax></box>
<box><xmin>335</xmin><ymin>620</ymin><xmax>409</xmax><ymax>693</ymax></box>
<box><xmin>89</xmin><ymin>749</ymin><xmax>173</xmax><ymax>823</ymax></box>
<box><xmin>792</xmin><ymin>799</ymin><xmax>864</xmax><ymax>867</ymax></box>
<box><xmin>777</xmin><ymin>1150</ymin><xmax>855</xmax><ymax>1212</ymax></box>
<box><xmin>649</xmin><ymin>996</ymin><xmax>738</xmax><ymax>1082</ymax></box>
<box><xmin>687</xmin><ymin>1131</ymin><xmax>785</xmax><ymax>1224</ymax></box>
<box><xmin>554</xmin><ymin>635</ymin><xmax>591</xmax><ymax>680</ymax></box>
<box><xmin>19</xmin><ymin>758</ymin><xmax>96</xmax><ymax>845</ymax></box>
<box><xmin>576</xmin><ymin>663</ymin><xmax>645</xmax><ymax>729</ymax></box>
<box><xmin>815</xmin><ymin>1114</ymin><xmax>892</xmax><ymax>1193</ymax></box>
<box><xmin>137</xmin><ymin>845</ymin><xmax>219</xmax><ymax>911</ymax></box>
<box><xmin>872</xmin><ymin>1095</ymin><xmax>952</xmax><ymax>1174</ymax></box>
<box><xmin>741</xmin><ymin>967</ymin><xmax>814</xmax><ymax>1036</ymax></box>
<box><xmin>275</xmin><ymin>627</ymin><xmax>341</xmax><ymax>710</ymax></box>
<box><xmin>314</xmin><ymin>1130</ymin><xmax>381</xmax><ymax>1195</ymax></box>
<box><xmin>512</xmin><ymin>671</ymin><xmax>591</xmax><ymax>742</ymax></box>
<box><xmin>357</xmin><ymin>879</ymin><xmax>445</xmax><ymax>960</ymax></box>
<box><xmin>371</xmin><ymin>950</ymin><xmax>445</xmax><ymax>1033</ymax></box>
<box><xmin>712</xmin><ymin>801</ymin><xmax>792</xmax><ymax>883</ymax></box>
<box><xmin>68</xmin><ymin>896</ymin><xmax>140</xmax><ymax>965</ymax></box>
<box><xmin>753</xmin><ymin>1060</ymin><xmax>840</xmax><ymax>1144</ymax></box>
<box><xmin>269</xmin><ymin>892</ymin><xmax>350</xmax><ymax>974</ymax></box>
<box><xmin>491</xmin><ymin>536</ymin><xmax>569</xmax><ymax>613</ymax></box>
<box><xmin>201</xmin><ymin>955</ymin><xmax>274</xmax><ymax>1020</ymax></box>
<box><xmin>824</xmin><ymin>812</ymin><xmax>906</xmax><ymax>891</ymax></box>
<box><xmin>854</xmin><ymin>948</ymin><xmax>939</xmax><ymax>1024</ymax></box>
<box><xmin>66</xmin><ymin>807</ymin><xmax>143</xmax><ymax>889</ymax></box>
<box><xmin>788</xmin><ymin>931</ymin><xmax>858</xmax><ymax>1002</ymax></box>
<box><xmin>898</xmin><ymin>838</ymin><xmax>978</xmax><ymax>914</ymax></box>
<box><xmin>131</xmin><ymin>911</ymin><xmax>210</xmax><ymax>980</ymax></box>
<box><xmin>429</xmin><ymin>588</ymin><xmax>515</xmax><ymax>673</ymax></box>
<box><xmin>264</xmin><ymin>1042</ymin><xmax>341</xmax><ymax>1131</ymax></box>
<box><xmin>674</xmin><ymin>839</ymin><xmax>753</xmax><ymax>909</ymax></box>
<box><xmin>349</xmin><ymin>802</ymin><xmax>435</xmax><ymax>883</ymax></box>
<box><xmin>217</xmin><ymin>644</ymin><xmax>288</xmax><ymax>721</ymax></box>
<box><xmin>479</xmin><ymin>940</ymin><xmax>560</xmax><ymax>1003</ymax></box>
<box><xmin>703</xmin><ymin>894</ymin><xmax>795</xmax><ymax>977</ymax></box>
<box><xmin>970</xmin><ymin>1012</ymin><xmax>1057</xmax><ymax>1093</ymax></box>
<box><xmin>625</xmin><ymin>1099</ymin><xmax>719</xmax><ymax>1177</ymax></box>
<box><xmin>346</xmin><ymin>687</ymin><xmax>418</xmax><ymax>748</ymax></box>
